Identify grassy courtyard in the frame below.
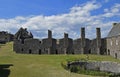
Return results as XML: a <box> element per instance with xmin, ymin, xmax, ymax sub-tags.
<box><xmin>0</xmin><ymin>42</ymin><xmax>120</xmax><ymax>77</ymax></box>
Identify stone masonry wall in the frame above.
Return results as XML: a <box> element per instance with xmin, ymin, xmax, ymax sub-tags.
<box><xmin>68</xmin><ymin>61</ymin><xmax>120</xmax><ymax>73</ymax></box>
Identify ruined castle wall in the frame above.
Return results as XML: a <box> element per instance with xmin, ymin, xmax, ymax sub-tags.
<box><xmin>42</xmin><ymin>38</ymin><xmax>50</xmax><ymax>54</ymax></box>
<box><xmin>13</xmin><ymin>27</ymin><xmax>108</xmax><ymax>55</ymax></box>
<box><xmin>84</xmin><ymin>39</ymin><xmax>91</xmax><ymax>54</ymax></box>
<box><xmin>90</xmin><ymin>39</ymin><xmax>97</xmax><ymax>54</ymax></box>
<box><xmin>13</xmin><ymin>38</ymin><xmax>41</xmax><ymax>54</ymax></box>
<box><xmin>51</xmin><ymin>39</ymin><xmax>57</xmax><ymax>54</ymax></box>
<box><xmin>67</xmin><ymin>38</ymin><xmax>73</xmax><ymax>54</ymax></box>
<box><xmin>73</xmin><ymin>28</ymin><xmax>91</xmax><ymax>54</ymax></box>
<box><xmin>90</xmin><ymin>38</ymin><xmax>106</xmax><ymax>54</ymax></box>
<box><xmin>56</xmin><ymin>38</ymin><xmax>73</xmax><ymax>54</ymax></box>
<box><xmin>56</xmin><ymin>39</ymin><xmax>64</xmax><ymax>54</ymax></box>
<box><xmin>73</xmin><ymin>38</ymin><xmax>91</xmax><ymax>54</ymax></box>
<box><xmin>0</xmin><ymin>33</ymin><xmax>8</xmax><ymax>42</ymax></box>
<box><xmin>23</xmin><ymin>38</ymin><xmax>41</xmax><ymax>54</ymax></box>
<box><xmin>90</xmin><ymin>38</ymin><xmax>107</xmax><ymax>55</ymax></box>
<box><xmin>73</xmin><ymin>38</ymin><xmax>81</xmax><ymax>54</ymax></box>
<box><xmin>13</xmin><ymin>39</ymin><xmax>23</xmax><ymax>53</ymax></box>
<box><xmin>0</xmin><ymin>32</ymin><xmax>14</xmax><ymax>43</ymax></box>
<box><xmin>100</xmin><ymin>38</ymin><xmax>107</xmax><ymax>55</ymax></box>
<box><xmin>42</xmin><ymin>38</ymin><xmax>57</xmax><ymax>54</ymax></box>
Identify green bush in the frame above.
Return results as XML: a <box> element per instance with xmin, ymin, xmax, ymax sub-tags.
<box><xmin>109</xmin><ymin>73</ymin><xmax>120</xmax><ymax>77</ymax></box>
<box><xmin>61</xmin><ymin>61</ymin><xmax>68</xmax><ymax>70</ymax></box>
<box><xmin>70</xmin><ymin>66</ymin><xmax>80</xmax><ymax>72</ymax></box>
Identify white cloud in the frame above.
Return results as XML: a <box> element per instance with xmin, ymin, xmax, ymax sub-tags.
<box><xmin>103</xmin><ymin>3</ymin><xmax>120</xmax><ymax>17</ymax></box>
<box><xmin>0</xmin><ymin>1</ymin><xmax>120</xmax><ymax>39</ymax></box>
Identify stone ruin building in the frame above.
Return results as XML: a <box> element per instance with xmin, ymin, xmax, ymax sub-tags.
<box><xmin>13</xmin><ymin>27</ymin><xmax>107</xmax><ymax>55</ymax></box>
<box><xmin>13</xmin><ymin>23</ymin><xmax>120</xmax><ymax>59</ymax></box>
<box><xmin>0</xmin><ymin>31</ymin><xmax>14</xmax><ymax>44</ymax></box>
<box><xmin>107</xmin><ymin>23</ymin><xmax>120</xmax><ymax>59</ymax></box>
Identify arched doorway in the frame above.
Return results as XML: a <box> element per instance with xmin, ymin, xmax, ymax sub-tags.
<box><xmin>29</xmin><ymin>49</ymin><xmax>32</xmax><ymax>54</ymax></box>
<box><xmin>72</xmin><ymin>51</ymin><xmax>74</xmax><ymax>54</ymax></box>
<box><xmin>55</xmin><ymin>50</ymin><xmax>58</xmax><ymax>54</ymax></box>
<box><xmin>88</xmin><ymin>50</ymin><xmax>91</xmax><ymax>54</ymax></box>
<box><xmin>108</xmin><ymin>49</ymin><xmax>110</xmax><ymax>55</ymax></box>
<box><xmin>39</xmin><ymin>49</ymin><xmax>41</xmax><ymax>54</ymax></box>
<box><xmin>115</xmin><ymin>53</ymin><xmax>117</xmax><ymax>59</ymax></box>
<box><xmin>104</xmin><ymin>49</ymin><xmax>107</xmax><ymax>55</ymax></box>
<box><xmin>21</xmin><ymin>48</ymin><xmax>24</xmax><ymax>52</ymax></box>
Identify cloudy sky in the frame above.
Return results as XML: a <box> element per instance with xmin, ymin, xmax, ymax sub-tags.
<box><xmin>0</xmin><ymin>0</ymin><xmax>120</xmax><ymax>39</ymax></box>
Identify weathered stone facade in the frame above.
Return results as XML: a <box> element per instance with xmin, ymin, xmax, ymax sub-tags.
<box><xmin>13</xmin><ymin>27</ymin><xmax>107</xmax><ymax>55</ymax></box>
<box><xmin>107</xmin><ymin>23</ymin><xmax>120</xmax><ymax>59</ymax></box>
<box><xmin>0</xmin><ymin>31</ymin><xmax>14</xmax><ymax>44</ymax></box>
<box><xmin>57</xmin><ymin>33</ymin><xmax>73</xmax><ymax>54</ymax></box>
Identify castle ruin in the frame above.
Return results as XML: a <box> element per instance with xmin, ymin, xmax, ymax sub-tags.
<box><xmin>0</xmin><ymin>23</ymin><xmax>118</xmax><ymax>59</ymax></box>
<box><xmin>13</xmin><ymin>27</ymin><xmax>107</xmax><ymax>55</ymax></box>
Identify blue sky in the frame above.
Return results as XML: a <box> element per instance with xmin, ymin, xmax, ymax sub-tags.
<box><xmin>0</xmin><ymin>0</ymin><xmax>120</xmax><ymax>39</ymax></box>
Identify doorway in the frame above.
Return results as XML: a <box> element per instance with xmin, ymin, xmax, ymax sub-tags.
<box><xmin>108</xmin><ymin>49</ymin><xmax>110</xmax><ymax>55</ymax></box>
<box><xmin>115</xmin><ymin>53</ymin><xmax>117</xmax><ymax>59</ymax></box>
<box><xmin>88</xmin><ymin>50</ymin><xmax>91</xmax><ymax>54</ymax></box>
<box><xmin>55</xmin><ymin>50</ymin><xmax>58</xmax><ymax>54</ymax></box>
<box><xmin>29</xmin><ymin>49</ymin><xmax>32</xmax><ymax>54</ymax></box>
<box><xmin>39</xmin><ymin>49</ymin><xmax>41</xmax><ymax>54</ymax></box>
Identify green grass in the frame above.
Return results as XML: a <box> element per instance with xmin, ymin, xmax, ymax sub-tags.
<box><xmin>0</xmin><ymin>42</ymin><xmax>120</xmax><ymax>77</ymax></box>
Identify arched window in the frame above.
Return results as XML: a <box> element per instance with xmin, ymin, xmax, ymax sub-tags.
<box><xmin>39</xmin><ymin>41</ymin><xmax>42</xmax><ymax>44</ymax></box>
<box><xmin>116</xmin><ymin>40</ymin><xmax>118</xmax><ymax>45</ymax></box>
<box><xmin>110</xmin><ymin>41</ymin><xmax>112</xmax><ymax>46</ymax></box>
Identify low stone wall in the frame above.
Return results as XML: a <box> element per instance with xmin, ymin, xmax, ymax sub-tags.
<box><xmin>68</xmin><ymin>61</ymin><xmax>120</xmax><ymax>73</ymax></box>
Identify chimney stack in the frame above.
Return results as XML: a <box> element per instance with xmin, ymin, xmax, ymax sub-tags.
<box><xmin>48</xmin><ymin>30</ymin><xmax>52</xmax><ymax>39</ymax></box>
<box><xmin>64</xmin><ymin>33</ymin><xmax>68</xmax><ymax>54</ymax></box>
<box><xmin>64</xmin><ymin>33</ymin><xmax>68</xmax><ymax>39</ymax></box>
<box><xmin>96</xmin><ymin>28</ymin><xmax>101</xmax><ymax>54</ymax></box>
<box><xmin>81</xmin><ymin>27</ymin><xmax>85</xmax><ymax>54</ymax></box>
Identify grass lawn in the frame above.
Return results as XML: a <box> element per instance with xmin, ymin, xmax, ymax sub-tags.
<box><xmin>0</xmin><ymin>42</ymin><xmax>120</xmax><ymax>77</ymax></box>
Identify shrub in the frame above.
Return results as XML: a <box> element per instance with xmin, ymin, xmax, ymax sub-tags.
<box><xmin>69</xmin><ymin>65</ymin><xmax>80</xmax><ymax>72</ymax></box>
<box><xmin>109</xmin><ymin>73</ymin><xmax>120</xmax><ymax>77</ymax></box>
<box><xmin>61</xmin><ymin>61</ymin><xmax>68</xmax><ymax>70</ymax></box>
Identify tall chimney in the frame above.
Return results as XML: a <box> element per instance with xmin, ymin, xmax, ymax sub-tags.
<box><xmin>64</xmin><ymin>33</ymin><xmax>68</xmax><ymax>54</ymax></box>
<box><xmin>48</xmin><ymin>30</ymin><xmax>52</xmax><ymax>39</ymax></box>
<box><xmin>96</xmin><ymin>28</ymin><xmax>101</xmax><ymax>54</ymax></box>
<box><xmin>64</xmin><ymin>33</ymin><xmax>68</xmax><ymax>39</ymax></box>
<box><xmin>81</xmin><ymin>27</ymin><xmax>85</xmax><ymax>54</ymax></box>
